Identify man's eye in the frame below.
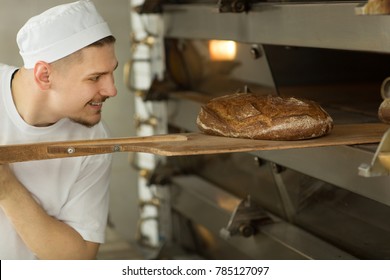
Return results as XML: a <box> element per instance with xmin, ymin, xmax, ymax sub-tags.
<box><xmin>90</xmin><ymin>76</ymin><xmax>100</xmax><ymax>81</ymax></box>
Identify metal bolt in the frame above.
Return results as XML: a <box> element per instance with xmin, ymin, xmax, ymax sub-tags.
<box><xmin>250</xmin><ymin>46</ymin><xmax>262</xmax><ymax>59</ymax></box>
<box><xmin>231</xmin><ymin>0</ymin><xmax>246</xmax><ymax>13</ymax></box>
<box><xmin>271</xmin><ymin>162</ymin><xmax>286</xmax><ymax>174</ymax></box>
<box><xmin>113</xmin><ymin>145</ymin><xmax>121</xmax><ymax>152</ymax></box>
<box><xmin>67</xmin><ymin>147</ymin><xmax>75</xmax><ymax>154</ymax></box>
<box><xmin>254</xmin><ymin>156</ymin><xmax>264</xmax><ymax>167</ymax></box>
<box><xmin>239</xmin><ymin>224</ymin><xmax>254</xmax><ymax>238</ymax></box>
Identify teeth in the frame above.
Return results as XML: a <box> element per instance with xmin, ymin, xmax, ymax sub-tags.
<box><xmin>89</xmin><ymin>102</ymin><xmax>102</xmax><ymax>106</ymax></box>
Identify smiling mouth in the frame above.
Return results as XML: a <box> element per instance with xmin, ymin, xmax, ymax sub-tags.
<box><xmin>88</xmin><ymin>101</ymin><xmax>103</xmax><ymax>106</ymax></box>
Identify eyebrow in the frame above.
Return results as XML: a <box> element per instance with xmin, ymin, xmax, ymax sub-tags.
<box><xmin>88</xmin><ymin>61</ymin><xmax>119</xmax><ymax>76</ymax></box>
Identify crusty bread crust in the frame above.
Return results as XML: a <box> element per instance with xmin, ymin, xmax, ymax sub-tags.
<box><xmin>378</xmin><ymin>98</ymin><xmax>390</xmax><ymax>124</ymax></box>
<box><xmin>196</xmin><ymin>93</ymin><xmax>333</xmax><ymax>140</ymax></box>
<box><xmin>361</xmin><ymin>0</ymin><xmax>390</xmax><ymax>15</ymax></box>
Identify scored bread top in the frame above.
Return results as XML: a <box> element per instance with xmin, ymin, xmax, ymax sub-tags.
<box><xmin>196</xmin><ymin>93</ymin><xmax>333</xmax><ymax>140</ymax></box>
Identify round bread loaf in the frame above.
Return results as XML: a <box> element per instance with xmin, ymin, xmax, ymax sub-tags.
<box><xmin>378</xmin><ymin>98</ymin><xmax>390</xmax><ymax>124</ymax></box>
<box><xmin>196</xmin><ymin>93</ymin><xmax>333</xmax><ymax>140</ymax></box>
<box><xmin>360</xmin><ymin>0</ymin><xmax>390</xmax><ymax>15</ymax></box>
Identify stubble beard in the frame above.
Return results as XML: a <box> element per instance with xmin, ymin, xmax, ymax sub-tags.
<box><xmin>71</xmin><ymin>97</ymin><xmax>108</xmax><ymax>127</ymax></box>
<box><xmin>70</xmin><ymin>110</ymin><xmax>102</xmax><ymax>128</ymax></box>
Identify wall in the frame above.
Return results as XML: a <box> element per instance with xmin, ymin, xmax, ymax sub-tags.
<box><xmin>0</xmin><ymin>0</ymin><xmax>138</xmax><ymax>242</ymax></box>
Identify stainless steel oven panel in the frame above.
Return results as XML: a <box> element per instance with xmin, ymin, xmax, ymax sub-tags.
<box><xmin>253</xmin><ymin>146</ymin><xmax>390</xmax><ymax>207</ymax></box>
<box><xmin>162</xmin><ymin>3</ymin><xmax>390</xmax><ymax>53</ymax></box>
<box><xmin>170</xmin><ymin>175</ymin><xmax>356</xmax><ymax>259</ymax></box>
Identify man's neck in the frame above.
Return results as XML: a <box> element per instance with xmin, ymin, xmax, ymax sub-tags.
<box><xmin>11</xmin><ymin>68</ymin><xmax>55</xmax><ymax>127</ymax></box>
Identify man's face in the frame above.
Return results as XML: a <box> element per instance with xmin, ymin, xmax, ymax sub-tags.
<box><xmin>50</xmin><ymin>43</ymin><xmax>118</xmax><ymax>127</ymax></box>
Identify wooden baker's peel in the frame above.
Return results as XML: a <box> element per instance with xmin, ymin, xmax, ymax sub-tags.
<box><xmin>0</xmin><ymin>123</ymin><xmax>388</xmax><ymax>164</ymax></box>
<box><xmin>0</xmin><ymin>134</ymin><xmax>187</xmax><ymax>164</ymax></box>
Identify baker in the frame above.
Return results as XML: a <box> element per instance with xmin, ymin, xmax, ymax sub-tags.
<box><xmin>0</xmin><ymin>0</ymin><xmax>118</xmax><ymax>259</ymax></box>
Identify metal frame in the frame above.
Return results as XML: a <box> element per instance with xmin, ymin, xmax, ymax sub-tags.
<box><xmin>162</xmin><ymin>2</ymin><xmax>390</xmax><ymax>53</ymax></box>
<box><xmin>359</xmin><ymin>128</ymin><xmax>390</xmax><ymax>177</ymax></box>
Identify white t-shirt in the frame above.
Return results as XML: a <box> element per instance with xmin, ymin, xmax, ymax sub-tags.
<box><xmin>0</xmin><ymin>64</ymin><xmax>112</xmax><ymax>259</ymax></box>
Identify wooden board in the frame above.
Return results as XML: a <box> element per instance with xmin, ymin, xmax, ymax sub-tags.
<box><xmin>0</xmin><ymin>123</ymin><xmax>388</xmax><ymax>163</ymax></box>
<box><xmin>0</xmin><ymin>134</ymin><xmax>187</xmax><ymax>164</ymax></box>
<box><xmin>125</xmin><ymin>123</ymin><xmax>390</xmax><ymax>156</ymax></box>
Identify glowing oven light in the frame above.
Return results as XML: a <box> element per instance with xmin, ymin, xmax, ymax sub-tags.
<box><xmin>209</xmin><ymin>40</ymin><xmax>237</xmax><ymax>61</ymax></box>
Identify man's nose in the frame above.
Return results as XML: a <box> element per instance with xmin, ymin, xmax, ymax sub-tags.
<box><xmin>101</xmin><ymin>76</ymin><xmax>117</xmax><ymax>97</ymax></box>
<box><xmin>102</xmin><ymin>85</ymin><xmax>117</xmax><ymax>97</ymax></box>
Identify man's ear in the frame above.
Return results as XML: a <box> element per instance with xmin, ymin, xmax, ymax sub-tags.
<box><xmin>33</xmin><ymin>61</ymin><xmax>51</xmax><ymax>90</ymax></box>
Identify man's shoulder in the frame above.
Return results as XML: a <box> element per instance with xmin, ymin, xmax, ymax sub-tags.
<box><xmin>0</xmin><ymin>64</ymin><xmax>9</xmax><ymax>76</ymax></box>
<box><xmin>0</xmin><ymin>64</ymin><xmax>18</xmax><ymax>83</ymax></box>
<box><xmin>0</xmin><ymin>63</ymin><xmax>15</xmax><ymax>72</ymax></box>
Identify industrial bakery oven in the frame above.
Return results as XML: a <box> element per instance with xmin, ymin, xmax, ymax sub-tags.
<box><xmin>129</xmin><ymin>0</ymin><xmax>390</xmax><ymax>259</ymax></box>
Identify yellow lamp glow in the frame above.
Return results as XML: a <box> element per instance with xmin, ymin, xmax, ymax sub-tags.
<box><xmin>209</xmin><ymin>40</ymin><xmax>237</xmax><ymax>61</ymax></box>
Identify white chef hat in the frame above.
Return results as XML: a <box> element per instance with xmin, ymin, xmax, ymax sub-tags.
<box><xmin>17</xmin><ymin>0</ymin><xmax>112</xmax><ymax>69</ymax></box>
